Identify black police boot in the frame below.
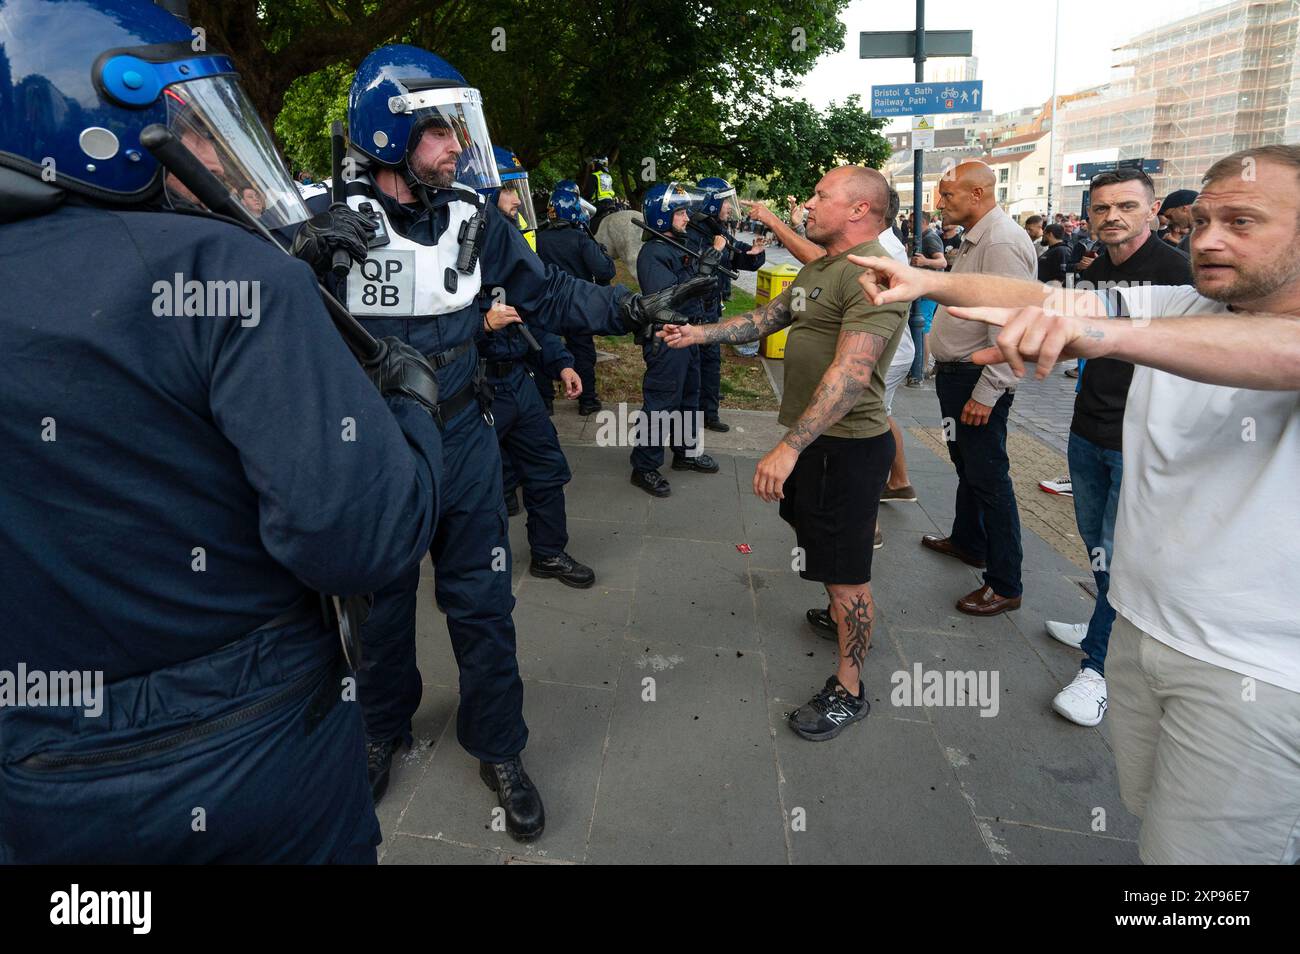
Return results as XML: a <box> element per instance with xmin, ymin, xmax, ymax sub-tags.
<box><xmin>631</xmin><ymin>468</ymin><xmax>671</xmax><ymax>497</ymax></box>
<box><xmin>704</xmin><ymin>417</ymin><xmax>730</xmax><ymax>433</ymax></box>
<box><xmin>505</xmin><ymin>487</ymin><xmax>521</xmax><ymax>517</ymax></box>
<box><xmin>671</xmin><ymin>453</ymin><xmax>720</xmax><ymax>474</ymax></box>
<box><xmin>578</xmin><ymin>399</ymin><xmax>602</xmax><ymax>416</ymax></box>
<box><xmin>367</xmin><ymin>737</ymin><xmax>406</xmax><ymax>805</ymax></box>
<box><xmin>530</xmin><ymin>551</ymin><xmax>595</xmax><ymax>588</ymax></box>
<box><xmin>480</xmin><ymin>756</ymin><xmax>545</xmax><ymax>842</ymax></box>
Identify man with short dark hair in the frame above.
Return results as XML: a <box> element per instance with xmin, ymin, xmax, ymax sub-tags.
<box><xmin>1042</xmin><ymin>166</ymin><xmax>1191</xmax><ymax>727</ymax></box>
<box><xmin>1024</xmin><ymin>214</ymin><xmax>1045</xmax><ymax>256</ymax></box>
<box><xmin>1038</xmin><ymin>224</ymin><xmax>1071</xmax><ymax>282</ymax></box>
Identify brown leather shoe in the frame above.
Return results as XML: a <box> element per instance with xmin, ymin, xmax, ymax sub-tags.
<box><xmin>956</xmin><ymin>585</ymin><xmax>1022</xmax><ymax>616</ymax></box>
<box><xmin>921</xmin><ymin>534</ymin><xmax>986</xmax><ymax>569</ymax></box>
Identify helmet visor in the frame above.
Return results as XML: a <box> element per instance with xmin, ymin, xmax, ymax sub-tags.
<box><xmin>659</xmin><ymin>182</ymin><xmax>707</xmax><ymax>218</ymax></box>
<box><xmin>711</xmin><ymin>188</ymin><xmax>742</xmax><ymax>224</ymax></box>
<box><xmin>498</xmin><ymin>174</ymin><xmax>538</xmax><ymax>233</ymax></box>
<box><xmin>162</xmin><ymin>76</ymin><xmax>309</xmax><ymax>230</ymax></box>
<box><xmin>394</xmin><ymin>86</ymin><xmax>499</xmax><ymax>191</ymax></box>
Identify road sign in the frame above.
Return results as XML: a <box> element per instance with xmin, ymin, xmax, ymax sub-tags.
<box><xmin>1075</xmin><ymin>158</ymin><xmax>1164</xmax><ymax>181</ymax></box>
<box><xmin>871</xmin><ymin>80</ymin><xmax>984</xmax><ymax>117</ymax></box>
<box><xmin>859</xmin><ymin>30</ymin><xmax>973</xmax><ymax>59</ymax></box>
<box><xmin>911</xmin><ymin>115</ymin><xmax>935</xmax><ymax>151</ymax></box>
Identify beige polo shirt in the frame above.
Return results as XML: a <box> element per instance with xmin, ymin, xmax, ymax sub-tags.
<box><xmin>929</xmin><ymin>205</ymin><xmax>1037</xmax><ymax>406</ymax></box>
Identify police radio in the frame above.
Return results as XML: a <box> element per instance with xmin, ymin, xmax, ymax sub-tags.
<box><xmin>456</xmin><ymin>211</ymin><xmax>485</xmax><ymax>274</ymax></box>
<box><xmin>357</xmin><ymin>201</ymin><xmax>389</xmax><ymax>248</ymax></box>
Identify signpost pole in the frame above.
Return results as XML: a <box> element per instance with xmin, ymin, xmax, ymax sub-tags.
<box><xmin>912</xmin><ymin>0</ymin><xmax>925</xmax><ymax>261</ymax></box>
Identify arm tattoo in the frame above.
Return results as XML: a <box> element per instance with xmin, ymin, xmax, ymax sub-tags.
<box><xmin>696</xmin><ymin>289</ymin><xmax>794</xmax><ymax>344</ymax></box>
<box><xmin>781</xmin><ymin>329</ymin><xmax>888</xmax><ymax>453</ymax></box>
<box><xmin>838</xmin><ymin>593</ymin><xmax>874</xmax><ymax>672</ymax></box>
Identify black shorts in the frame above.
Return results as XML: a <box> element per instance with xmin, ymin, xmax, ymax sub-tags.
<box><xmin>779</xmin><ymin>432</ymin><xmax>895</xmax><ymax>585</ymax></box>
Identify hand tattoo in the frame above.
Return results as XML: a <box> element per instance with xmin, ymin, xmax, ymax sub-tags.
<box><xmin>839</xmin><ymin>593</ymin><xmax>874</xmax><ymax>672</ymax></box>
<box><xmin>782</xmin><ymin>330</ymin><xmax>888</xmax><ymax>453</ymax></box>
<box><xmin>697</xmin><ymin>289</ymin><xmax>794</xmax><ymax>344</ymax></box>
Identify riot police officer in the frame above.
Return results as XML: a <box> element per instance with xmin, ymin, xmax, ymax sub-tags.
<box><xmin>687</xmin><ymin>177</ymin><xmax>767</xmax><ymax>433</ymax></box>
<box><xmin>480</xmin><ymin>152</ymin><xmax>595</xmax><ymax>588</ymax></box>
<box><xmin>292</xmin><ymin>46</ymin><xmax>708</xmax><ymax>841</ymax></box>
<box><xmin>0</xmin><ymin>0</ymin><xmax>442</xmax><ymax>863</ymax></box>
<box><xmin>629</xmin><ymin>184</ymin><xmax>722</xmax><ymax>498</ymax></box>
<box><xmin>537</xmin><ymin>187</ymin><xmax>617</xmax><ymax>416</ymax></box>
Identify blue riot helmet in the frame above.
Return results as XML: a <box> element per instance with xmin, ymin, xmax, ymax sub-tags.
<box><xmin>641</xmin><ymin>182</ymin><xmax>704</xmax><ymax>235</ymax></box>
<box><xmin>0</xmin><ymin>0</ymin><xmax>309</xmax><ymax>228</ymax></box>
<box><xmin>551</xmin><ymin>189</ymin><xmax>588</xmax><ymax>225</ymax></box>
<box><xmin>554</xmin><ymin>179</ymin><xmax>580</xmax><ymax>195</ymax></box>
<box><xmin>488</xmin><ymin>145</ymin><xmax>538</xmax><ymax>233</ymax></box>
<box><xmin>697</xmin><ymin>176</ymin><xmax>742</xmax><ymax>223</ymax></box>
<box><xmin>349</xmin><ymin>44</ymin><xmax>499</xmax><ymax>193</ymax></box>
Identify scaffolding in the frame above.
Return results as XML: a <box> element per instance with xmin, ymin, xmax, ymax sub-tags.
<box><xmin>1056</xmin><ymin>0</ymin><xmax>1300</xmax><ymax>203</ymax></box>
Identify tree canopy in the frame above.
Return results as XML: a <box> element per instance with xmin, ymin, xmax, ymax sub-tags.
<box><xmin>193</xmin><ymin>0</ymin><xmax>891</xmax><ymax>200</ymax></box>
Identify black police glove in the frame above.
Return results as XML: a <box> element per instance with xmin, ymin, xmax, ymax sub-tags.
<box><xmin>290</xmin><ymin>203</ymin><xmax>376</xmax><ymax>277</ymax></box>
<box><xmin>697</xmin><ymin>247</ymin><xmax>725</xmax><ymax>279</ymax></box>
<box><xmin>618</xmin><ymin>275</ymin><xmax>716</xmax><ymax>344</ymax></box>
<box><xmin>362</xmin><ymin>338</ymin><xmax>440</xmax><ymax>417</ymax></box>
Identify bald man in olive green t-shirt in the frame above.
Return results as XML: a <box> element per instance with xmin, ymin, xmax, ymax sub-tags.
<box><xmin>658</xmin><ymin>165</ymin><xmax>909</xmax><ymax>742</ymax></box>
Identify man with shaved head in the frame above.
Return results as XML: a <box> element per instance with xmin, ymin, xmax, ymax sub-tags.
<box><xmin>658</xmin><ymin>165</ymin><xmax>910</xmax><ymax>741</ymax></box>
<box><xmin>923</xmin><ymin>160</ymin><xmax>1037</xmax><ymax>616</ymax></box>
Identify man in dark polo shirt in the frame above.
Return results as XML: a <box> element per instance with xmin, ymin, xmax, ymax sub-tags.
<box><xmin>658</xmin><ymin>166</ymin><xmax>908</xmax><ymax>741</ymax></box>
<box><xmin>1045</xmin><ymin>167</ymin><xmax>1191</xmax><ymax>727</ymax></box>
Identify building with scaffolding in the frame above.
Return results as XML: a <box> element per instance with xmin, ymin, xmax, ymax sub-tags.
<box><xmin>1054</xmin><ymin>0</ymin><xmax>1300</xmax><ymax>213</ymax></box>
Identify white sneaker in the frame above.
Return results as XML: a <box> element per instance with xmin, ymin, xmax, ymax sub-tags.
<box><xmin>1038</xmin><ymin>475</ymin><xmax>1073</xmax><ymax>497</ymax></box>
<box><xmin>1045</xmin><ymin>620</ymin><xmax>1087</xmax><ymax>649</ymax></box>
<box><xmin>1052</xmin><ymin>669</ymin><xmax>1107</xmax><ymax>726</ymax></box>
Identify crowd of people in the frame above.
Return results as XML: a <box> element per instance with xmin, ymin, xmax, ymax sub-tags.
<box><xmin>1</xmin><ymin>0</ymin><xmax>1295</xmax><ymax>868</ymax></box>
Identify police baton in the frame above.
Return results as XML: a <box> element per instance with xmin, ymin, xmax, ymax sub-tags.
<box><xmin>329</xmin><ymin>121</ymin><xmax>353</xmax><ymax>279</ymax></box>
<box><xmin>140</xmin><ymin>124</ymin><xmax>382</xmax><ymax>363</ymax></box>
<box><xmin>631</xmin><ymin>217</ymin><xmax>739</xmax><ymax>279</ymax></box>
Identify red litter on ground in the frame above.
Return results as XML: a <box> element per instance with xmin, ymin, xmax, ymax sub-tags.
<box><xmin>736</xmin><ymin>544</ymin><xmax>752</xmax><ymax>554</ymax></box>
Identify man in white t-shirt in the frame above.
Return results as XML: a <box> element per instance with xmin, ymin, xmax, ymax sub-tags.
<box><xmin>845</xmin><ymin>144</ymin><xmax>1300</xmax><ymax>864</ymax></box>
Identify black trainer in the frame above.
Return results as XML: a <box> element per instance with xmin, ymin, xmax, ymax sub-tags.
<box><xmin>480</xmin><ymin>756</ymin><xmax>545</xmax><ymax>842</ymax></box>
<box><xmin>788</xmin><ymin>676</ymin><xmax>869</xmax><ymax>741</ymax></box>
<box><xmin>505</xmin><ymin>487</ymin><xmax>521</xmax><ymax>517</ymax></box>
<box><xmin>578</xmin><ymin>400</ymin><xmax>602</xmax><ymax>416</ymax></box>
<box><xmin>367</xmin><ymin>737</ymin><xmax>406</xmax><ymax>804</ymax></box>
<box><xmin>529</xmin><ymin>551</ymin><xmax>595</xmax><ymax>588</ymax></box>
<box><xmin>671</xmin><ymin>453</ymin><xmax>720</xmax><ymax>473</ymax></box>
<box><xmin>704</xmin><ymin>417</ymin><xmax>730</xmax><ymax>433</ymax></box>
<box><xmin>805</xmin><ymin>606</ymin><xmax>836</xmax><ymax>640</ymax></box>
<box><xmin>631</xmin><ymin>468</ymin><xmax>671</xmax><ymax>497</ymax></box>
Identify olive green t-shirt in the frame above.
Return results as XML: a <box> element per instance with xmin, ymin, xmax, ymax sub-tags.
<box><xmin>777</xmin><ymin>239</ymin><xmax>909</xmax><ymax>439</ymax></box>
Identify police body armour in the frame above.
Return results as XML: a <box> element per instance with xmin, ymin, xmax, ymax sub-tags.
<box><xmin>344</xmin><ymin>184</ymin><xmax>483</xmax><ymax>317</ymax></box>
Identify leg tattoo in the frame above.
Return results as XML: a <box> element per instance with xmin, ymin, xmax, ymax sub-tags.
<box><xmin>839</xmin><ymin>593</ymin><xmax>874</xmax><ymax>673</ymax></box>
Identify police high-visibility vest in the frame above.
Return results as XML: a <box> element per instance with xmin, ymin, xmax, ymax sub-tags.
<box><xmin>594</xmin><ymin>170</ymin><xmax>614</xmax><ymax>201</ymax></box>
<box><xmin>517</xmin><ymin>212</ymin><xmax>537</xmax><ymax>252</ymax></box>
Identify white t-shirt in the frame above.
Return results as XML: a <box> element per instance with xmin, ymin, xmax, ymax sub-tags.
<box><xmin>1109</xmin><ymin>284</ymin><xmax>1300</xmax><ymax>693</ymax></box>
<box><xmin>877</xmin><ymin>229</ymin><xmax>916</xmax><ymax>373</ymax></box>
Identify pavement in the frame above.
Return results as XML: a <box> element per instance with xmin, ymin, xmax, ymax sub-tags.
<box><xmin>375</xmin><ymin>366</ymin><xmax>1138</xmax><ymax>864</ymax></box>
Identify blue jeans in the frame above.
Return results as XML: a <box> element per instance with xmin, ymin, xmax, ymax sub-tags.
<box><xmin>1067</xmin><ymin>431</ymin><xmax>1123</xmax><ymax>676</ymax></box>
<box><xmin>907</xmin><ymin>304</ymin><xmax>926</xmax><ymax>380</ymax></box>
<box><xmin>935</xmin><ymin>366</ymin><xmax>1023</xmax><ymax>599</ymax></box>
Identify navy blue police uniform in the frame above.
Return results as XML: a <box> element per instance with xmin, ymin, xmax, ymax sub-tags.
<box><xmin>536</xmin><ymin>221</ymin><xmax>617</xmax><ymax>411</ymax></box>
<box><xmin>0</xmin><ymin>189</ymin><xmax>441</xmax><ymax>865</ymax></box>
<box><xmin>629</xmin><ymin>236</ymin><xmax>705</xmax><ymax>473</ymax></box>
<box><xmin>480</xmin><ymin>297</ymin><xmax>581</xmax><ymax>565</ymax></box>
<box><xmin>685</xmin><ymin>221</ymin><xmax>765</xmax><ymax>423</ymax></box>
<box><xmin>0</xmin><ymin>0</ymin><xmax>444</xmax><ymax>864</ymax></box>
